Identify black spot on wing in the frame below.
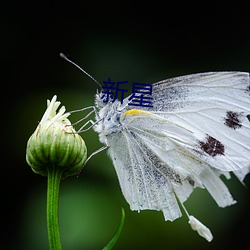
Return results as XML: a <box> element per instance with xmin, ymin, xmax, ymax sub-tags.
<box><xmin>199</xmin><ymin>135</ymin><xmax>225</xmax><ymax>157</ymax></box>
<box><xmin>224</xmin><ymin>111</ymin><xmax>243</xmax><ymax>130</ymax></box>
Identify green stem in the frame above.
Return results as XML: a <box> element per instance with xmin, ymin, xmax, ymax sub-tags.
<box><xmin>47</xmin><ymin>165</ymin><xmax>63</xmax><ymax>250</ymax></box>
<box><xmin>103</xmin><ymin>208</ymin><xmax>125</xmax><ymax>250</ymax></box>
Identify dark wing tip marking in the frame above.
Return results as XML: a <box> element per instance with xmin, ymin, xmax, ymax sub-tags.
<box><xmin>224</xmin><ymin>111</ymin><xmax>243</xmax><ymax>130</ymax></box>
<box><xmin>199</xmin><ymin>135</ymin><xmax>225</xmax><ymax>157</ymax></box>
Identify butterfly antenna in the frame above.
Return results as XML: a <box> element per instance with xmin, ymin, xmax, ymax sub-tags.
<box><xmin>60</xmin><ymin>53</ymin><xmax>102</xmax><ymax>88</ymax></box>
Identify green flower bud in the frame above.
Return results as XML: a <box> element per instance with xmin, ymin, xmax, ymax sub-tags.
<box><xmin>26</xmin><ymin>95</ymin><xmax>87</xmax><ymax>178</ymax></box>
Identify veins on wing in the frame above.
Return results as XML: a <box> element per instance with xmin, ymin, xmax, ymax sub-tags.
<box><xmin>129</xmin><ymin>131</ymin><xmax>182</xmax><ymax>185</ymax></box>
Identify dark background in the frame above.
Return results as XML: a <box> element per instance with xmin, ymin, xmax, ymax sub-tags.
<box><xmin>2</xmin><ymin>1</ymin><xmax>250</xmax><ymax>250</ymax></box>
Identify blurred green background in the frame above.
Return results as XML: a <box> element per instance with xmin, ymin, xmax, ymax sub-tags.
<box><xmin>2</xmin><ymin>1</ymin><xmax>250</xmax><ymax>250</ymax></box>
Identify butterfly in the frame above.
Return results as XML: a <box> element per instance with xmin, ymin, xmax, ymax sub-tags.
<box><xmin>91</xmin><ymin>72</ymin><xmax>250</xmax><ymax>241</ymax></box>
<box><xmin>61</xmin><ymin>55</ymin><xmax>250</xmax><ymax>241</ymax></box>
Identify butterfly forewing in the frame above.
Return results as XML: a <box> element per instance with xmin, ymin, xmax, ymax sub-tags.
<box><xmin>142</xmin><ymin>72</ymin><xmax>250</xmax><ymax>172</ymax></box>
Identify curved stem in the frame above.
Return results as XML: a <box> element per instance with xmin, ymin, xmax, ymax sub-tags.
<box><xmin>102</xmin><ymin>208</ymin><xmax>125</xmax><ymax>250</ymax></box>
<box><xmin>47</xmin><ymin>166</ymin><xmax>63</xmax><ymax>250</ymax></box>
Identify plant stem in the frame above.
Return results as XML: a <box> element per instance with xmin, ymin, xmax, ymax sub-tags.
<box><xmin>47</xmin><ymin>165</ymin><xmax>63</xmax><ymax>250</ymax></box>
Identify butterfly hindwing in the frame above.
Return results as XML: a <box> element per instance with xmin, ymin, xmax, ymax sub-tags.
<box><xmin>107</xmin><ymin>124</ymin><xmax>182</xmax><ymax>221</ymax></box>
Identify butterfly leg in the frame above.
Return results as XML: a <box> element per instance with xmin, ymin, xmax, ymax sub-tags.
<box><xmin>77</xmin><ymin>118</ymin><xmax>104</xmax><ymax>133</ymax></box>
<box><xmin>77</xmin><ymin>145</ymin><xmax>108</xmax><ymax>176</ymax></box>
<box><xmin>70</xmin><ymin>106</ymin><xmax>96</xmax><ymax>126</ymax></box>
<box><xmin>85</xmin><ymin>145</ymin><xmax>108</xmax><ymax>165</ymax></box>
<box><xmin>68</xmin><ymin>106</ymin><xmax>101</xmax><ymax>132</ymax></box>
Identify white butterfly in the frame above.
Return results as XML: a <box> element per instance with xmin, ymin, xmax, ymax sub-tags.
<box><xmin>60</xmin><ymin>53</ymin><xmax>250</xmax><ymax>242</ymax></box>
<box><xmin>88</xmin><ymin>72</ymin><xmax>250</xmax><ymax>241</ymax></box>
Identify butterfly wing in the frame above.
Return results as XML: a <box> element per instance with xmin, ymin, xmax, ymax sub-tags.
<box><xmin>112</xmin><ymin>110</ymin><xmax>236</xmax><ymax>220</ymax></box>
<box><xmin>148</xmin><ymin>72</ymin><xmax>250</xmax><ymax>173</ymax></box>
<box><xmin>122</xmin><ymin>72</ymin><xmax>250</xmax><ymax>173</ymax></box>
<box><xmin>106</xmin><ymin>72</ymin><xmax>249</xmax><ymax>220</ymax></box>
<box><xmin>107</xmin><ymin>124</ymin><xmax>182</xmax><ymax>221</ymax></box>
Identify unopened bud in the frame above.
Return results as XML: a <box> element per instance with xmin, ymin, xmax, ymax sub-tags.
<box><xmin>26</xmin><ymin>95</ymin><xmax>87</xmax><ymax>178</ymax></box>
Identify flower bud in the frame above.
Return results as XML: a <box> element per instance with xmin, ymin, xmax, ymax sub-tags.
<box><xmin>26</xmin><ymin>95</ymin><xmax>87</xmax><ymax>178</ymax></box>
